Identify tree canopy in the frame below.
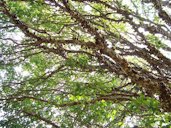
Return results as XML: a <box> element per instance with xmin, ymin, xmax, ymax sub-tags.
<box><xmin>0</xmin><ymin>0</ymin><xmax>171</xmax><ymax>127</ymax></box>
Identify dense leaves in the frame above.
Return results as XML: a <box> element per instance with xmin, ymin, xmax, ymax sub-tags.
<box><xmin>0</xmin><ymin>0</ymin><xmax>171</xmax><ymax>127</ymax></box>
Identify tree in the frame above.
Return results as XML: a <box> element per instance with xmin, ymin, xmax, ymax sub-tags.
<box><xmin>0</xmin><ymin>0</ymin><xmax>171</xmax><ymax>127</ymax></box>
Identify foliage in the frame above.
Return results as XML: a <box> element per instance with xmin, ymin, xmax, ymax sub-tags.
<box><xmin>0</xmin><ymin>0</ymin><xmax>171</xmax><ymax>127</ymax></box>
